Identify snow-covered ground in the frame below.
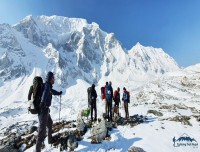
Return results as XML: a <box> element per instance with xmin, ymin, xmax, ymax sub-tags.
<box><xmin>0</xmin><ymin>65</ymin><xmax>200</xmax><ymax>152</ymax></box>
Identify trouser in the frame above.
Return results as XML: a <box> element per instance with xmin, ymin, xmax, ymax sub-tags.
<box><xmin>113</xmin><ymin>101</ymin><xmax>120</xmax><ymax>115</ymax></box>
<box><xmin>124</xmin><ymin>102</ymin><xmax>129</xmax><ymax>119</ymax></box>
<box><xmin>91</xmin><ymin>101</ymin><xmax>97</xmax><ymax>121</ymax></box>
<box><xmin>36</xmin><ymin>108</ymin><xmax>53</xmax><ymax>152</ymax></box>
<box><xmin>103</xmin><ymin>99</ymin><xmax>107</xmax><ymax>114</ymax></box>
<box><xmin>107</xmin><ymin>100</ymin><xmax>112</xmax><ymax>121</ymax></box>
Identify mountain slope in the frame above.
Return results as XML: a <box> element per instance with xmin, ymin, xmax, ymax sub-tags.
<box><xmin>1</xmin><ymin>15</ymin><xmax>179</xmax><ymax>85</ymax></box>
<box><xmin>129</xmin><ymin>42</ymin><xmax>179</xmax><ymax>74</ymax></box>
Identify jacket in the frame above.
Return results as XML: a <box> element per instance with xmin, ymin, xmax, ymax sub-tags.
<box><xmin>88</xmin><ymin>86</ymin><xmax>97</xmax><ymax>103</ymax></box>
<box><xmin>113</xmin><ymin>90</ymin><xmax>120</xmax><ymax>102</ymax></box>
<box><xmin>122</xmin><ymin>91</ymin><xmax>130</xmax><ymax>102</ymax></box>
<box><xmin>41</xmin><ymin>82</ymin><xmax>60</xmax><ymax>107</ymax></box>
<box><xmin>41</xmin><ymin>72</ymin><xmax>61</xmax><ymax>107</ymax></box>
<box><xmin>105</xmin><ymin>84</ymin><xmax>113</xmax><ymax>101</ymax></box>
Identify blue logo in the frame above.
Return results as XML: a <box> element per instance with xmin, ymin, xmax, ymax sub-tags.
<box><xmin>173</xmin><ymin>133</ymin><xmax>198</xmax><ymax>148</ymax></box>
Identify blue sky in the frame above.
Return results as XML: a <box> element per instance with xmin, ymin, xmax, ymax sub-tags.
<box><xmin>0</xmin><ymin>0</ymin><xmax>200</xmax><ymax>67</ymax></box>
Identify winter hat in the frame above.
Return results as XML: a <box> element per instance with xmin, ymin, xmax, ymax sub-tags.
<box><xmin>46</xmin><ymin>71</ymin><xmax>54</xmax><ymax>82</ymax></box>
<box><xmin>92</xmin><ymin>84</ymin><xmax>95</xmax><ymax>88</ymax></box>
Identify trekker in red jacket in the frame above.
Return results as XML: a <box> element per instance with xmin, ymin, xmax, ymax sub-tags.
<box><xmin>113</xmin><ymin>87</ymin><xmax>121</xmax><ymax>116</ymax></box>
<box><xmin>101</xmin><ymin>82</ymin><xmax>108</xmax><ymax>114</ymax></box>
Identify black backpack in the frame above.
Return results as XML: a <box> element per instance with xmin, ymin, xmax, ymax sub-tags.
<box><xmin>87</xmin><ymin>87</ymin><xmax>92</xmax><ymax>103</ymax></box>
<box><xmin>28</xmin><ymin>76</ymin><xmax>43</xmax><ymax>114</ymax></box>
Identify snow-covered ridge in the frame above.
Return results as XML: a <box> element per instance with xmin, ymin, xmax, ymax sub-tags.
<box><xmin>129</xmin><ymin>42</ymin><xmax>179</xmax><ymax>74</ymax></box>
<box><xmin>0</xmin><ymin>15</ymin><xmax>179</xmax><ymax>84</ymax></box>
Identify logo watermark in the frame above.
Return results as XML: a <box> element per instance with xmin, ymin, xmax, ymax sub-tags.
<box><xmin>173</xmin><ymin>133</ymin><xmax>198</xmax><ymax>148</ymax></box>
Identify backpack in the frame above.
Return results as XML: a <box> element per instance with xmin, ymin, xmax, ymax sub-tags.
<box><xmin>113</xmin><ymin>91</ymin><xmax>120</xmax><ymax>101</ymax></box>
<box><xmin>87</xmin><ymin>87</ymin><xmax>92</xmax><ymax>103</ymax></box>
<box><xmin>123</xmin><ymin>91</ymin><xmax>130</xmax><ymax>103</ymax></box>
<box><xmin>101</xmin><ymin>86</ymin><xmax>105</xmax><ymax>100</ymax></box>
<box><xmin>28</xmin><ymin>76</ymin><xmax>43</xmax><ymax>114</ymax></box>
<box><xmin>105</xmin><ymin>85</ymin><xmax>112</xmax><ymax>101</ymax></box>
<box><xmin>127</xmin><ymin>91</ymin><xmax>130</xmax><ymax>103</ymax></box>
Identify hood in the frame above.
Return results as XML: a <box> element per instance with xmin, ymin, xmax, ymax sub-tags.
<box><xmin>46</xmin><ymin>71</ymin><xmax>54</xmax><ymax>83</ymax></box>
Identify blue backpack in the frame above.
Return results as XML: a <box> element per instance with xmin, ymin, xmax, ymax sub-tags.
<box><xmin>105</xmin><ymin>85</ymin><xmax>112</xmax><ymax>100</ymax></box>
<box><xmin>123</xmin><ymin>91</ymin><xmax>130</xmax><ymax>102</ymax></box>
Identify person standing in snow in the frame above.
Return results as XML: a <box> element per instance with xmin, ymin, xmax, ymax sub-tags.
<box><xmin>105</xmin><ymin>81</ymin><xmax>113</xmax><ymax>121</ymax></box>
<box><xmin>101</xmin><ymin>82</ymin><xmax>108</xmax><ymax>114</ymax></box>
<box><xmin>88</xmin><ymin>84</ymin><xmax>97</xmax><ymax>121</ymax></box>
<box><xmin>36</xmin><ymin>72</ymin><xmax>62</xmax><ymax>152</ymax></box>
<box><xmin>113</xmin><ymin>87</ymin><xmax>121</xmax><ymax>116</ymax></box>
<box><xmin>122</xmin><ymin>87</ymin><xmax>130</xmax><ymax>120</ymax></box>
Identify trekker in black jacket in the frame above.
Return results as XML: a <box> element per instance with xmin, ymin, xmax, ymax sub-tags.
<box><xmin>88</xmin><ymin>84</ymin><xmax>97</xmax><ymax>121</ymax></box>
<box><xmin>35</xmin><ymin>72</ymin><xmax>62</xmax><ymax>152</ymax></box>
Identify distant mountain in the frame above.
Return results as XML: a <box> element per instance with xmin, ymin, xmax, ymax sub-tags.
<box><xmin>0</xmin><ymin>15</ymin><xmax>179</xmax><ymax>86</ymax></box>
<box><xmin>129</xmin><ymin>42</ymin><xmax>179</xmax><ymax>74</ymax></box>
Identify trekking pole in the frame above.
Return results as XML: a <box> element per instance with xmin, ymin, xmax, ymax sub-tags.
<box><xmin>59</xmin><ymin>95</ymin><xmax>61</xmax><ymax>123</ymax></box>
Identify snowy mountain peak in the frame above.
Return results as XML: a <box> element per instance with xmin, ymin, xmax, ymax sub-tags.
<box><xmin>134</xmin><ymin>42</ymin><xmax>143</xmax><ymax>48</ymax></box>
<box><xmin>22</xmin><ymin>15</ymin><xmax>34</xmax><ymax>22</ymax></box>
<box><xmin>37</xmin><ymin>15</ymin><xmax>89</xmax><ymax>31</ymax></box>
<box><xmin>129</xmin><ymin>43</ymin><xmax>179</xmax><ymax>74</ymax></box>
<box><xmin>91</xmin><ymin>22</ymin><xmax>99</xmax><ymax>29</ymax></box>
<box><xmin>0</xmin><ymin>15</ymin><xmax>180</xmax><ymax>85</ymax></box>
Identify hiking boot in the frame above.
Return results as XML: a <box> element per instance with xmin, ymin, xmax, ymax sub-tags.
<box><xmin>36</xmin><ymin>142</ymin><xmax>45</xmax><ymax>152</ymax></box>
<box><xmin>41</xmin><ymin>142</ymin><xmax>45</xmax><ymax>149</ymax></box>
<box><xmin>48</xmin><ymin>137</ymin><xmax>56</xmax><ymax>144</ymax></box>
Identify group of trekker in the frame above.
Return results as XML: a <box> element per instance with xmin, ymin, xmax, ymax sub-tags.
<box><xmin>28</xmin><ymin>72</ymin><xmax>130</xmax><ymax>152</ymax></box>
<box><xmin>87</xmin><ymin>81</ymin><xmax>130</xmax><ymax>122</ymax></box>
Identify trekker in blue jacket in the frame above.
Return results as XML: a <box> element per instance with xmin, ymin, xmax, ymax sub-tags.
<box><xmin>105</xmin><ymin>81</ymin><xmax>113</xmax><ymax>121</ymax></box>
<box><xmin>36</xmin><ymin>72</ymin><xmax>62</xmax><ymax>152</ymax></box>
<box><xmin>122</xmin><ymin>87</ymin><xmax>130</xmax><ymax>120</ymax></box>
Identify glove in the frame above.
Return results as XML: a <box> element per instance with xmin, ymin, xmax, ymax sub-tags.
<box><xmin>59</xmin><ymin>91</ymin><xmax>62</xmax><ymax>95</ymax></box>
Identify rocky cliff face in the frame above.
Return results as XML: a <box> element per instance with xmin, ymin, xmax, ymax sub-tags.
<box><xmin>0</xmin><ymin>15</ymin><xmax>179</xmax><ymax>86</ymax></box>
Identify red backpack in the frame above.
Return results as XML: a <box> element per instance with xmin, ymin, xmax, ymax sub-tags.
<box><xmin>101</xmin><ymin>86</ymin><xmax>105</xmax><ymax>100</ymax></box>
<box><xmin>113</xmin><ymin>90</ymin><xmax>120</xmax><ymax>101</ymax></box>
